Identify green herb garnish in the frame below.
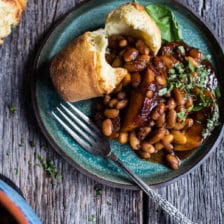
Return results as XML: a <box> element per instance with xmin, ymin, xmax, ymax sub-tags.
<box><xmin>158</xmin><ymin>88</ymin><xmax>168</xmax><ymax>96</ymax></box>
<box><xmin>177</xmin><ymin>110</ymin><xmax>187</xmax><ymax>123</ymax></box>
<box><xmin>202</xmin><ymin>103</ymin><xmax>220</xmax><ymax>139</ymax></box>
<box><xmin>188</xmin><ymin>60</ymin><xmax>195</xmax><ymax>72</ymax></box>
<box><xmin>175</xmin><ymin>62</ymin><xmax>185</xmax><ymax>73</ymax></box>
<box><xmin>29</xmin><ymin>140</ymin><xmax>36</xmax><ymax>148</ymax></box>
<box><xmin>34</xmin><ymin>153</ymin><xmax>61</xmax><ymax>181</ymax></box>
<box><xmin>202</xmin><ymin>54</ymin><xmax>212</xmax><ymax>60</ymax></box>
<box><xmin>15</xmin><ymin>168</ymin><xmax>19</xmax><ymax>175</ymax></box>
<box><xmin>8</xmin><ymin>104</ymin><xmax>16</xmax><ymax>113</ymax></box>
<box><xmin>169</xmin><ymin>68</ymin><xmax>175</xmax><ymax>74</ymax></box>
<box><xmin>178</xmin><ymin>46</ymin><xmax>185</xmax><ymax>54</ymax></box>
<box><xmin>88</xmin><ymin>215</ymin><xmax>97</xmax><ymax>223</ymax></box>
<box><xmin>94</xmin><ymin>184</ymin><xmax>103</xmax><ymax>196</ymax></box>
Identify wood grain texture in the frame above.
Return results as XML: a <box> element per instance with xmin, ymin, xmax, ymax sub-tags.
<box><xmin>0</xmin><ymin>0</ymin><xmax>223</xmax><ymax>224</ymax></box>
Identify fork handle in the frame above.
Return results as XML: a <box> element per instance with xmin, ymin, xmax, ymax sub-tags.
<box><xmin>108</xmin><ymin>152</ymin><xmax>196</xmax><ymax>224</ymax></box>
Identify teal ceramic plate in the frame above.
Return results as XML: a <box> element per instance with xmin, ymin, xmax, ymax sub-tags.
<box><xmin>31</xmin><ymin>0</ymin><xmax>224</xmax><ymax>189</ymax></box>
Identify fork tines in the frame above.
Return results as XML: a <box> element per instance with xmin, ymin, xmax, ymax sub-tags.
<box><xmin>52</xmin><ymin>102</ymin><xmax>100</xmax><ymax>149</ymax></box>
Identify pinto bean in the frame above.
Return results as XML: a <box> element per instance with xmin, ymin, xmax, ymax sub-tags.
<box><xmin>119</xmin><ymin>39</ymin><xmax>128</xmax><ymax>48</ymax></box>
<box><xmin>124</xmin><ymin>57</ymin><xmax>149</xmax><ymax>72</ymax></box>
<box><xmin>157</xmin><ymin>103</ymin><xmax>166</xmax><ymax>114</ymax></box>
<box><xmin>104</xmin><ymin>109</ymin><xmax>119</xmax><ymax>118</ymax></box>
<box><xmin>171</xmin><ymin>130</ymin><xmax>187</xmax><ymax>145</ymax></box>
<box><xmin>167</xmin><ymin>98</ymin><xmax>176</xmax><ymax>110</ymax></box>
<box><xmin>102</xmin><ymin>119</ymin><xmax>113</xmax><ymax>136</ymax></box>
<box><xmin>136</xmin><ymin>39</ymin><xmax>150</xmax><ymax>55</ymax></box>
<box><xmin>129</xmin><ymin>131</ymin><xmax>140</xmax><ymax>150</ymax></box>
<box><xmin>146</xmin><ymin>90</ymin><xmax>153</xmax><ymax>98</ymax></box>
<box><xmin>147</xmin><ymin>128</ymin><xmax>166</xmax><ymax>144</ymax></box>
<box><xmin>162</xmin><ymin>134</ymin><xmax>174</xmax><ymax>146</ymax></box>
<box><xmin>123</xmin><ymin>48</ymin><xmax>139</xmax><ymax>62</ymax></box>
<box><xmin>166</xmin><ymin>154</ymin><xmax>180</xmax><ymax>170</ymax></box>
<box><xmin>144</xmin><ymin>68</ymin><xmax>155</xmax><ymax>83</ymax></box>
<box><xmin>138</xmin><ymin>150</ymin><xmax>151</xmax><ymax>159</ymax></box>
<box><xmin>108</xmin><ymin>99</ymin><xmax>118</xmax><ymax>108</ymax></box>
<box><xmin>151</xmin><ymin>109</ymin><xmax>160</xmax><ymax>121</ymax></box>
<box><xmin>164</xmin><ymin>144</ymin><xmax>174</xmax><ymax>153</ymax></box>
<box><xmin>118</xmin><ymin>132</ymin><xmax>128</xmax><ymax>144</ymax></box>
<box><xmin>157</xmin><ymin>113</ymin><xmax>166</xmax><ymax>127</ymax></box>
<box><xmin>148</xmin><ymin>120</ymin><xmax>156</xmax><ymax>127</ymax></box>
<box><xmin>167</xmin><ymin>109</ymin><xmax>177</xmax><ymax>128</ymax></box>
<box><xmin>156</xmin><ymin>75</ymin><xmax>167</xmax><ymax>86</ymax></box>
<box><xmin>154</xmin><ymin>142</ymin><xmax>164</xmax><ymax>151</ymax></box>
<box><xmin>141</xmin><ymin>142</ymin><xmax>156</xmax><ymax>153</ymax></box>
<box><xmin>152</xmin><ymin>103</ymin><xmax>166</xmax><ymax>121</ymax></box>
<box><xmin>137</xmin><ymin>127</ymin><xmax>151</xmax><ymax>141</ymax></box>
<box><xmin>185</xmin><ymin>97</ymin><xmax>193</xmax><ymax>109</ymax></box>
<box><xmin>138</xmin><ymin>54</ymin><xmax>150</xmax><ymax>62</ymax></box>
<box><xmin>173</xmin><ymin>88</ymin><xmax>185</xmax><ymax>105</ymax></box>
<box><xmin>173</xmin><ymin>118</ymin><xmax>194</xmax><ymax>131</ymax></box>
<box><xmin>108</xmin><ymin>35</ymin><xmax>123</xmax><ymax>49</ymax></box>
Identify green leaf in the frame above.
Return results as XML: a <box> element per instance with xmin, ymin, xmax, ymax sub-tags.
<box><xmin>145</xmin><ymin>4</ymin><xmax>182</xmax><ymax>42</ymax></box>
<box><xmin>158</xmin><ymin>88</ymin><xmax>168</xmax><ymax>96</ymax></box>
<box><xmin>188</xmin><ymin>60</ymin><xmax>195</xmax><ymax>72</ymax></box>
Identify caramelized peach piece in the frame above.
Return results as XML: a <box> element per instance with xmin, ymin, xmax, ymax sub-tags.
<box><xmin>121</xmin><ymin>91</ymin><xmax>154</xmax><ymax>131</ymax></box>
<box><xmin>121</xmin><ymin>71</ymin><xmax>157</xmax><ymax>132</ymax></box>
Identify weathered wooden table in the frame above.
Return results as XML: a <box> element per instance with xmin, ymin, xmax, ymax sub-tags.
<box><xmin>0</xmin><ymin>0</ymin><xmax>223</xmax><ymax>223</ymax></box>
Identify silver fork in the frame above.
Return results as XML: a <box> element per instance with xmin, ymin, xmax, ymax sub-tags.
<box><xmin>52</xmin><ymin>102</ymin><xmax>196</xmax><ymax>224</ymax></box>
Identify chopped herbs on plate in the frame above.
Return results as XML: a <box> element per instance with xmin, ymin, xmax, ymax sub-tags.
<box><xmin>8</xmin><ymin>104</ymin><xmax>16</xmax><ymax>113</ymax></box>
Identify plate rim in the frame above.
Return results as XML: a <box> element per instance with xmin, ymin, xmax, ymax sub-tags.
<box><xmin>31</xmin><ymin>0</ymin><xmax>224</xmax><ymax>190</ymax></box>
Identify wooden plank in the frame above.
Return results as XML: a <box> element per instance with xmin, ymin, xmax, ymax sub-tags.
<box><xmin>0</xmin><ymin>0</ymin><xmax>142</xmax><ymax>223</ymax></box>
<box><xmin>146</xmin><ymin>0</ymin><xmax>224</xmax><ymax>223</ymax></box>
